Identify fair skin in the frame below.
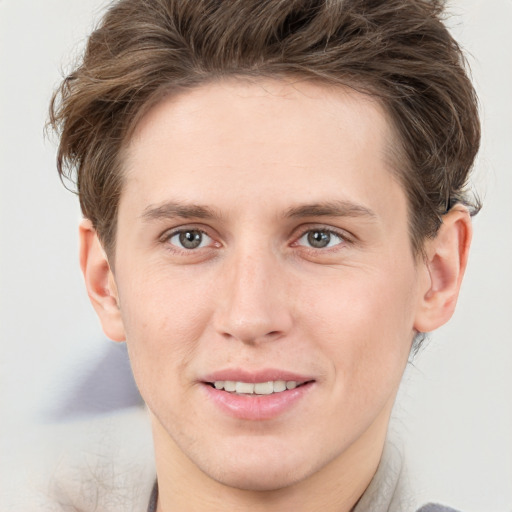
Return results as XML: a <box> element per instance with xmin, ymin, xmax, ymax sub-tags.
<box><xmin>80</xmin><ymin>79</ymin><xmax>471</xmax><ymax>512</ymax></box>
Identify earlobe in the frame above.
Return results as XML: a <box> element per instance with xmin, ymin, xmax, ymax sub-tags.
<box><xmin>79</xmin><ymin>219</ymin><xmax>126</xmax><ymax>342</ymax></box>
<box><xmin>413</xmin><ymin>206</ymin><xmax>472</xmax><ymax>333</ymax></box>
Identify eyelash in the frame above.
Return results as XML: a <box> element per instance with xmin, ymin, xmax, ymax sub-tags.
<box><xmin>292</xmin><ymin>226</ymin><xmax>351</xmax><ymax>252</ymax></box>
<box><xmin>160</xmin><ymin>227</ymin><xmax>217</xmax><ymax>253</ymax></box>
<box><xmin>159</xmin><ymin>225</ymin><xmax>352</xmax><ymax>254</ymax></box>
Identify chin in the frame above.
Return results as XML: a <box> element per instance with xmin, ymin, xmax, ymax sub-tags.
<box><xmin>208</xmin><ymin>462</ymin><xmax>308</xmax><ymax>492</ymax></box>
<box><xmin>192</xmin><ymin>439</ymin><xmax>325</xmax><ymax>493</ymax></box>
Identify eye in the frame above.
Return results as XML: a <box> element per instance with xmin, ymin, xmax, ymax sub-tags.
<box><xmin>296</xmin><ymin>229</ymin><xmax>344</xmax><ymax>249</ymax></box>
<box><xmin>167</xmin><ymin>229</ymin><xmax>212</xmax><ymax>250</ymax></box>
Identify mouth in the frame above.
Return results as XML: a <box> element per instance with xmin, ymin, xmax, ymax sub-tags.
<box><xmin>201</xmin><ymin>374</ymin><xmax>315</xmax><ymax>420</ymax></box>
<box><xmin>205</xmin><ymin>380</ymin><xmax>311</xmax><ymax>395</ymax></box>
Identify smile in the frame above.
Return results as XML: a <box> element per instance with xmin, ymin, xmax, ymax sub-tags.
<box><xmin>210</xmin><ymin>380</ymin><xmax>303</xmax><ymax>395</ymax></box>
<box><xmin>202</xmin><ymin>376</ymin><xmax>315</xmax><ymax>420</ymax></box>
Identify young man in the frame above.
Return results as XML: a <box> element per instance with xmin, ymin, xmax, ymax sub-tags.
<box><xmin>50</xmin><ymin>0</ymin><xmax>480</xmax><ymax>510</ymax></box>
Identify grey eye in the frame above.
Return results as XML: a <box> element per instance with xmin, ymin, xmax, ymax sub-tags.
<box><xmin>298</xmin><ymin>230</ymin><xmax>343</xmax><ymax>249</ymax></box>
<box><xmin>169</xmin><ymin>230</ymin><xmax>211</xmax><ymax>250</ymax></box>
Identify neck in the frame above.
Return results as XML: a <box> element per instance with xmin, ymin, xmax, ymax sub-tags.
<box><xmin>152</xmin><ymin>411</ymin><xmax>390</xmax><ymax>512</ymax></box>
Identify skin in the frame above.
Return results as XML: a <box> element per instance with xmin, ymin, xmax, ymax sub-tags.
<box><xmin>80</xmin><ymin>79</ymin><xmax>471</xmax><ymax>512</ymax></box>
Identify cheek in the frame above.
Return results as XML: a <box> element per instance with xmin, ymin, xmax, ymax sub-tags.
<box><xmin>299</xmin><ymin>265</ymin><xmax>417</xmax><ymax>393</ymax></box>
<box><xmin>118</xmin><ymin>259</ymin><xmax>212</xmax><ymax>331</ymax></box>
<box><xmin>115</xmin><ymin>264</ymin><xmax>214</xmax><ymax>389</ymax></box>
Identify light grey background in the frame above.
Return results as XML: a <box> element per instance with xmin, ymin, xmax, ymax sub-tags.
<box><xmin>1</xmin><ymin>0</ymin><xmax>511</xmax><ymax>510</ymax></box>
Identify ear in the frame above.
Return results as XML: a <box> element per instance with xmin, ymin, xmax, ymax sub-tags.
<box><xmin>79</xmin><ymin>219</ymin><xmax>126</xmax><ymax>342</ymax></box>
<box><xmin>414</xmin><ymin>206</ymin><xmax>472</xmax><ymax>333</ymax></box>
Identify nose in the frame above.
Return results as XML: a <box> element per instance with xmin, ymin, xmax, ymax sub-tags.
<box><xmin>213</xmin><ymin>248</ymin><xmax>293</xmax><ymax>345</ymax></box>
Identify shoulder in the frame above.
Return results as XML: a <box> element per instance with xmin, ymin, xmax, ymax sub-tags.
<box><xmin>416</xmin><ymin>505</ymin><xmax>462</xmax><ymax>512</ymax></box>
<box><xmin>5</xmin><ymin>407</ymin><xmax>155</xmax><ymax>511</ymax></box>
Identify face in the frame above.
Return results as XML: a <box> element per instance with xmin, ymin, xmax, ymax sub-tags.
<box><xmin>110</xmin><ymin>79</ymin><xmax>428</xmax><ymax>491</ymax></box>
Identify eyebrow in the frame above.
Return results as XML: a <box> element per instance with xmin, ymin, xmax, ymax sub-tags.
<box><xmin>141</xmin><ymin>201</ymin><xmax>221</xmax><ymax>221</ymax></box>
<box><xmin>140</xmin><ymin>199</ymin><xmax>377</xmax><ymax>222</ymax></box>
<box><xmin>284</xmin><ymin>200</ymin><xmax>377</xmax><ymax>220</ymax></box>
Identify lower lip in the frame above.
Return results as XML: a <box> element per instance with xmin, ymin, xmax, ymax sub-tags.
<box><xmin>201</xmin><ymin>382</ymin><xmax>314</xmax><ymax>421</ymax></box>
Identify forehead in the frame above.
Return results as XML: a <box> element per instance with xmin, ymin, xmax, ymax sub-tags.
<box><xmin>121</xmin><ymin>78</ymin><xmax>405</xmax><ymax>225</ymax></box>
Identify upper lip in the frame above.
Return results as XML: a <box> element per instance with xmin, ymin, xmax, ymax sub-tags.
<box><xmin>201</xmin><ymin>368</ymin><xmax>314</xmax><ymax>384</ymax></box>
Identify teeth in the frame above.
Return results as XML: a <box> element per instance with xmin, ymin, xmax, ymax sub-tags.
<box><xmin>212</xmin><ymin>380</ymin><xmax>301</xmax><ymax>394</ymax></box>
<box><xmin>235</xmin><ymin>382</ymin><xmax>254</xmax><ymax>394</ymax></box>
<box><xmin>273</xmin><ymin>380</ymin><xmax>287</xmax><ymax>392</ymax></box>
<box><xmin>254</xmin><ymin>382</ymin><xmax>273</xmax><ymax>395</ymax></box>
<box><xmin>224</xmin><ymin>381</ymin><xmax>236</xmax><ymax>392</ymax></box>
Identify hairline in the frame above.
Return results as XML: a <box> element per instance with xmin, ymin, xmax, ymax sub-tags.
<box><xmin>101</xmin><ymin>74</ymin><xmax>431</xmax><ymax>264</ymax></box>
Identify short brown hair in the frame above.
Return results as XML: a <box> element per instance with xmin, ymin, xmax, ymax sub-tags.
<box><xmin>49</xmin><ymin>0</ymin><xmax>480</xmax><ymax>257</ymax></box>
